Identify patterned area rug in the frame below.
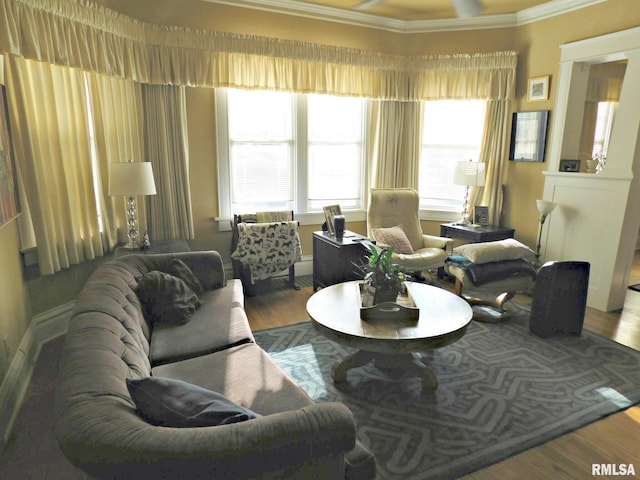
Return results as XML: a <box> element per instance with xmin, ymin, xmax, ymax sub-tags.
<box><xmin>253</xmin><ymin>303</ymin><xmax>640</xmax><ymax>480</ymax></box>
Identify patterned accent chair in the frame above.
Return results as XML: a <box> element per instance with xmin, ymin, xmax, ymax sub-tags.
<box><xmin>367</xmin><ymin>188</ymin><xmax>453</xmax><ymax>277</ymax></box>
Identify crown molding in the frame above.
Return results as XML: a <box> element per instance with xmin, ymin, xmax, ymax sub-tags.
<box><xmin>516</xmin><ymin>0</ymin><xmax>606</xmax><ymax>26</ymax></box>
<box><xmin>201</xmin><ymin>0</ymin><xmax>606</xmax><ymax>33</ymax></box>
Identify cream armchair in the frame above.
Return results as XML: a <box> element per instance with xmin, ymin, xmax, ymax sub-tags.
<box><xmin>367</xmin><ymin>188</ymin><xmax>453</xmax><ymax>274</ymax></box>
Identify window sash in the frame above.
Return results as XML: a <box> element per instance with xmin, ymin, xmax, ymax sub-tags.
<box><xmin>419</xmin><ymin>100</ymin><xmax>486</xmax><ymax>211</ymax></box>
<box><xmin>217</xmin><ymin>88</ymin><xmax>366</xmax><ymax>217</ymax></box>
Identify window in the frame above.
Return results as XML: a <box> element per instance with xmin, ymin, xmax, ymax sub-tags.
<box><xmin>216</xmin><ymin>88</ymin><xmax>366</xmax><ymax>218</ymax></box>
<box><xmin>419</xmin><ymin>100</ymin><xmax>486</xmax><ymax>211</ymax></box>
<box><xmin>307</xmin><ymin>95</ymin><xmax>364</xmax><ymax>211</ymax></box>
<box><xmin>592</xmin><ymin>101</ymin><xmax>617</xmax><ymax>159</ymax></box>
<box><xmin>226</xmin><ymin>89</ymin><xmax>294</xmax><ymax>213</ymax></box>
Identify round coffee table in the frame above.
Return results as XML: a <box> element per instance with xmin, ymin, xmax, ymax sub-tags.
<box><xmin>306</xmin><ymin>281</ymin><xmax>473</xmax><ymax>392</ymax></box>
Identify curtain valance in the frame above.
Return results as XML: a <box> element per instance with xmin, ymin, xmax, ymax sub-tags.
<box><xmin>1</xmin><ymin>0</ymin><xmax>516</xmax><ymax>100</ymax></box>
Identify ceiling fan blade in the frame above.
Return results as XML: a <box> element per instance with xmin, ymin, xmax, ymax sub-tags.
<box><xmin>452</xmin><ymin>0</ymin><xmax>485</xmax><ymax>18</ymax></box>
<box><xmin>355</xmin><ymin>0</ymin><xmax>386</xmax><ymax>10</ymax></box>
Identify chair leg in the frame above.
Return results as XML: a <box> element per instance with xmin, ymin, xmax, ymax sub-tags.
<box><xmin>288</xmin><ymin>265</ymin><xmax>300</xmax><ymax>290</ymax></box>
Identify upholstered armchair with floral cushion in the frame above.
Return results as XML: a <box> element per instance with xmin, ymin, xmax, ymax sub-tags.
<box><xmin>367</xmin><ymin>188</ymin><xmax>453</xmax><ymax>275</ymax></box>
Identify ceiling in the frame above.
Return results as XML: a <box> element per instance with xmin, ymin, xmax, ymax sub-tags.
<box><xmin>202</xmin><ymin>0</ymin><xmax>605</xmax><ymax>32</ymax></box>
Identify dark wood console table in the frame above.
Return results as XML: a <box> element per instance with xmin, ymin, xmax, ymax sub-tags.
<box><xmin>440</xmin><ymin>223</ymin><xmax>515</xmax><ymax>243</ymax></box>
<box><xmin>312</xmin><ymin>230</ymin><xmax>369</xmax><ymax>291</ymax></box>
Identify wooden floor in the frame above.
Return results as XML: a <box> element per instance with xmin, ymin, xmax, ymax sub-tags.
<box><xmin>245</xmin><ymin>262</ymin><xmax>640</xmax><ymax>480</ymax></box>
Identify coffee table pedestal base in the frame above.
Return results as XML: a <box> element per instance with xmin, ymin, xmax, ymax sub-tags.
<box><xmin>332</xmin><ymin>351</ymin><xmax>438</xmax><ymax>393</ymax></box>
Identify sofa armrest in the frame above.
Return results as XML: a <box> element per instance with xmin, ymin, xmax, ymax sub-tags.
<box><xmin>59</xmin><ymin>402</ymin><xmax>356</xmax><ymax>480</ymax></box>
<box><xmin>422</xmin><ymin>234</ymin><xmax>454</xmax><ymax>252</ymax></box>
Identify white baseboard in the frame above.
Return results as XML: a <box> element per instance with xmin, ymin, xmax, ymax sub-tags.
<box><xmin>0</xmin><ymin>301</ymin><xmax>74</xmax><ymax>445</ymax></box>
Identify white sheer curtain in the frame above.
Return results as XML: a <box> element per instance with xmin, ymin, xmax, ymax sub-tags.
<box><xmin>0</xmin><ymin>1</ymin><xmax>516</xmax><ymax>102</ymax></box>
<box><xmin>141</xmin><ymin>84</ymin><xmax>194</xmax><ymax>241</ymax></box>
<box><xmin>368</xmin><ymin>100</ymin><xmax>423</xmax><ymax>189</ymax></box>
<box><xmin>6</xmin><ymin>55</ymin><xmax>103</xmax><ymax>274</ymax></box>
<box><xmin>86</xmin><ymin>72</ymin><xmax>144</xmax><ymax>251</ymax></box>
<box><xmin>473</xmin><ymin>100</ymin><xmax>512</xmax><ymax>225</ymax></box>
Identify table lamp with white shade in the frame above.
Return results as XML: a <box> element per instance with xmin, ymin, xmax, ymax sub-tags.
<box><xmin>453</xmin><ymin>160</ymin><xmax>486</xmax><ymax>225</ymax></box>
<box><xmin>109</xmin><ymin>160</ymin><xmax>157</xmax><ymax>249</ymax></box>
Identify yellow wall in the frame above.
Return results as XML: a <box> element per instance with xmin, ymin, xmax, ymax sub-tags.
<box><xmin>2</xmin><ymin>0</ymin><xmax>640</xmax><ymax>383</ymax></box>
<box><xmin>0</xmin><ymin>59</ymin><xmax>30</xmax><ymax>381</ymax></box>
<box><xmin>0</xmin><ymin>220</ymin><xmax>31</xmax><ymax>381</ymax></box>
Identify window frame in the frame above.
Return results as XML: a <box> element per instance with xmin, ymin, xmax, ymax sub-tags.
<box><xmin>215</xmin><ymin>88</ymin><xmax>368</xmax><ymax>230</ymax></box>
<box><xmin>418</xmin><ymin>99</ymin><xmax>487</xmax><ymax>223</ymax></box>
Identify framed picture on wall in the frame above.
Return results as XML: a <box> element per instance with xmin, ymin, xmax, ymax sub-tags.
<box><xmin>509</xmin><ymin>110</ymin><xmax>550</xmax><ymax>162</ymax></box>
<box><xmin>323</xmin><ymin>204</ymin><xmax>342</xmax><ymax>236</ymax></box>
<box><xmin>0</xmin><ymin>85</ymin><xmax>21</xmax><ymax>228</ymax></box>
<box><xmin>528</xmin><ymin>75</ymin><xmax>550</xmax><ymax>102</ymax></box>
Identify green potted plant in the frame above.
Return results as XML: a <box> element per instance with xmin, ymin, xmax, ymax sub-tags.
<box><xmin>361</xmin><ymin>244</ymin><xmax>407</xmax><ymax>305</ymax></box>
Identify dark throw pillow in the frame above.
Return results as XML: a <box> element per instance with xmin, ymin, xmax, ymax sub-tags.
<box><xmin>164</xmin><ymin>259</ymin><xmax>203</xmax><ymax>294</ymax></box>
<box><xmin>126</xmin><ymin>377</ymin><xmax>261</xmax><ymax>427</ymax></box>
<box><xmin>136</xmin><ymin>270</ymin><xmax>203</xmax><ymax>325</ymax></box>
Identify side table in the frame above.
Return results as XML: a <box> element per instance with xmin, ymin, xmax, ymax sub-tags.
<box><xmin>312</xmin><ymin>230</ymin><xmax>370</xmax><ymax>291</ymax></box>
<box><xmin>440</xmin><ymin>223</ymin><xmax>515</xmax><ymax>243</ymax></box>
<box><xmin>113</xmin><ymin>239</ymin><xmax>190</xmax><ymax>258</ymax></box>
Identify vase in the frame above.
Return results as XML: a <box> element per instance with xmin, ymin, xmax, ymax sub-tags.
<box><xmin>585</xmin><ymin>159</ymin><xmax>599</xmax><ymax>173</ymax></box>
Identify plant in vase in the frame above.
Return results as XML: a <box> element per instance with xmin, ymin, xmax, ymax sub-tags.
<box><xmin>361</xmin><ymin>244</ymin><xmax>407</xmax><ymax>305</ymax></box>
<box><xmin>594</xmin><ymin>152</ymin><xmax>606</xmax><ymax>173</ymax></box>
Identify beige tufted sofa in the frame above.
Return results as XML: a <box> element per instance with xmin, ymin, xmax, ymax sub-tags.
<box><xmin>54</xmin><ymin>251</ymin><xmax>374</xmax><ymax>479</ymax></box>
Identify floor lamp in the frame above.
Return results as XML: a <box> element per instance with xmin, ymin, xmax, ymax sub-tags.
<box><xmin>109</xmin><ymin>161</ymin><xmax>157</xmax><ymax>249</ymax></box>
<box><xmin>535</xmin><ymin>199</ymin><xmax>557</xmax><ymax>266</ymax></box>
<box><xmin>453</xmin><ymin>161</ymin><xmax>486</xmax><ymax>225</ymax></box>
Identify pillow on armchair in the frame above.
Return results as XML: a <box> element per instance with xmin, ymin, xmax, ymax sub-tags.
<box><xmin>371</xmin><ymin>225</ymin><xmax>414</xmax><ymax>254</ymax></box>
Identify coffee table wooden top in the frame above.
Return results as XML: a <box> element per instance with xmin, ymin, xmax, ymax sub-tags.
<box><xmin>306</xmin><ymin>281</ymin><xmax>473</xmax><ymax>354</ymax></box>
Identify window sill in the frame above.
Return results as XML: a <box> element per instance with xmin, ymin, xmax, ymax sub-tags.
<box><xmin>420</xmin><ymin>209</ymin><xmax>461</xmax><ymax>223</ymax></box>
<box><xmin>215</xmin><ymin>210</ymin><xmax>367</xmax><ymax>231</ymax></box>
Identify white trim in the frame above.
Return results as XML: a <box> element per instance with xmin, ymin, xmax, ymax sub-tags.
<box><xmin>202</xmin><ymin>0</ymin><xmax>605</xmax><ymax>33</ymax></box>
<box><xmin>516</xmin><ymin>0</ymin><xmax>605</xmax><ymax>26</ymax></box>
<box><xmin>560</xmin><ymin>25</ymin><xmax>640</xmax><ymax>63</ymax></box>
<box><xmin>0</xmin><ymin>302</ymin><xmax>74</xmax><ymax>444</ymax></box>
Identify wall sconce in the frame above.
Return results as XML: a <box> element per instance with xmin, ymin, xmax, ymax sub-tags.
<box><xmin>535</xmin><ymin>199</ymin><xmax>557</xmax><ymax>265</ymax></box>
<box><xmin>453</xmin><ymin>160</ymin><xmax>486</xmax><ymax>225</ymax></box>
<box><xmin>109</xmin><ymin>160</ymin><xmax>157</xmax><ymax>249</ymax></box>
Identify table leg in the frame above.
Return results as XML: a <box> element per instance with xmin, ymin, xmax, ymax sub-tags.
<box><xmin>408</xmin><ymin>354</ymin><xmax>438</xmax><ymax>393</ymax></box>
<box><xmin>332</xmin><ymin>351</ymin><xmax>375</xmax><ymax>383</ymax></box>
<box><xmin>333</xmin><ymin>351</ymin><xmax>439</xmax><ymax>393</ymax></box>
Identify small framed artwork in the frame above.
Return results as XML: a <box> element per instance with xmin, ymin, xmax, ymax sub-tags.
<box><xmin>559</xmin><ymin>159</ymin><xmax>581</xmax><ymax>172</ymax></box>
<box><xmin>474</xmin><ymin>206</ymin><xmax>489</xmax><ymax>225</ymax></box>
<box><xmin>528</xmin><ymin>75</ymin><xmax>550</xmax><ymax>102</ymax></box>
<box><xmin>509</xmin><ymin>110</ymin><xmax>550</xmax><ymax>162</ymax></box>
<box><xmin>323</xmin><ymin>204</ymin><xmax>342</xmax><ymax>236</ymax></box>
